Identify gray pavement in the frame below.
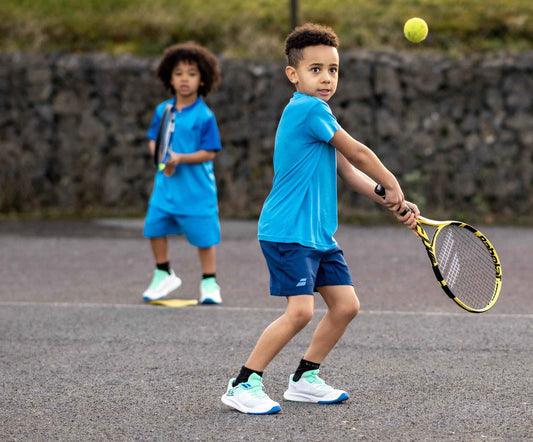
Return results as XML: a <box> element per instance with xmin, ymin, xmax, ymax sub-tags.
<box><xmin>1</xmin><ymin>219</ymin><xmax>532</xmax><ymax>441</ymax></box>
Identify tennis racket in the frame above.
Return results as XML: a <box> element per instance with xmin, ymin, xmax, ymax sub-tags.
<box><xmin>374</xmin><ymin>184</ymin><xmax>502</xmax><ymax>313</ymax></box>
<box><xmin>154</xmin><ymin>104</ymin><xmax>175</xmax><ymax>171</ymax></box>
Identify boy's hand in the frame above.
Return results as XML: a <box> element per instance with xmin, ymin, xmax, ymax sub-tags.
<box><xmin>162</xmin><ymin>152</ymin><xmax>182</xmax><ymax>177</ymax></box>
<box><xmin>394</xmin><ymin>201</ymin><xmax>420</xmax><ymax>233</ymax></box>
<box><xmin>383</xmin><ymin>185</ymin><xmax>405</xmax><ymax>213</ymax></box>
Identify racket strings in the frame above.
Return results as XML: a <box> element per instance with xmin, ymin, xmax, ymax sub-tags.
<box><xmin>163</xmin><ymin>112</ymin><xmax>175</xmax><ymax>149</ymax></box>
<box><xmin>434</xmin><ymin>225</ymin><xmax>497</xmax><ymax>310</ymax></box>
<box><xmin>156</xmin><ymin>108</ymin><xmax>175</xmax><ymax>166</ymax></box>
<box><xmin>161</xmin><ymin>112</ymin><xmax>174</xmax><ymax>161</ymax></box>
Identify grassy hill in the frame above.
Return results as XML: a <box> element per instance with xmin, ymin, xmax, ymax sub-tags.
<box><xmin>1</xmin><ymin>0</ymin><xmax>533</xmax><ymax>58</ymax></box>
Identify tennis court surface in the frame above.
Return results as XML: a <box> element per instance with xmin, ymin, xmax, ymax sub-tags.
<box><xmin>1</xmin><ymin>220</ymin><xmax>531</xmax><ymax>440</ymax></box>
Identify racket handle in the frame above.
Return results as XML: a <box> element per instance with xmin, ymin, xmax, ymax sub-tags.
<box><xmin>374</xmin><ymin>184</ymin><xmax>410</xmax><ymax>216</ymax></box>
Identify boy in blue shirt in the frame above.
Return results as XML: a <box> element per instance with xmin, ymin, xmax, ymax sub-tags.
<box><xmin>222</xmin><ymin>24</ymin><xmax>419</xmax><ymax>414</ymax></box>
<box><xmin>143</xmin><ymin>42</ymin><xmax>223</xmax><ymax>305</ymax></box>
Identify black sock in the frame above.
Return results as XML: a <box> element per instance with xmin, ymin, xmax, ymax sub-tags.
<box><xmin>233</xmin><ymin>365</ymin><xmax>263</xmax><ymax>387</ymax></box>
<box><xmin>156</xmin><ymin>261</ymin><xmax>171</xmax><ymax>274</ymax></box>
<box><xmin>202</xmin><ymin>273</ymin><xmax>216</xmax><ymax>279</ymax></box>
<box><xmin>293</xmin><ymin>359</ymin><xmax>321</xmax><ymax>382</ymax></box>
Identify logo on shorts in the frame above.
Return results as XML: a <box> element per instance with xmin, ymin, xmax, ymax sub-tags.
<box><xmin>296</xmin><ymin>278</ymin><xmax>307</xmax><ymax>287</ymax></box>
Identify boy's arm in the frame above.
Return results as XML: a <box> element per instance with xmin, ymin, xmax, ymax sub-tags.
<box><xmin>167</xmin><ymin>150</ymin><xmax>216</xmax><ymax>165</ymax></box>
<box><xmin>336</xmin><ymin>151</ymin><xmax>385</xmax><ymax>203</ymax></box>
<box><xmin>149</xmin><ymin>139</ymin><xmax>156</xmax><ymax>158</ymax></box>
<box><xmin>162</xmin><ymin>150</ymin><xmax>217</xmax><ymax>177</ymax></box>
<box><xmin>337</xmin><ymin>151</ymin><xmax>419</xmax><ymax>230</ymax></box>
<box><xmin>331</xmin><ymin>128</ymin><xmax>404</xmax><ymax>212</ymax></box>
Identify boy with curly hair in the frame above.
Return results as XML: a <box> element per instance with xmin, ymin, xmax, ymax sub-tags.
<box><xmin>142</xmin><ymin>42</ymin><xmax>223</xmax><ymax>305</ymax></box>
<box><xmin>221</xmin><ymin>24</ymin><xmax>419</xmax><ymax>414</ymax></box>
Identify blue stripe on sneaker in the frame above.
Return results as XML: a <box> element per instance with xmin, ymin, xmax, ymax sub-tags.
<box><xmin>247</xmin><ymin>404</ymin><xmax>281</xmax><ymax>415</ymax></box>
<box><xmin>201</xmin><ymin>298</ymin><xmax>218</xmax><ymax>304</ymax></box>
<box><xmin>317</xmin><ymin>392</ymin><xmax>349</xmax><ymax>404</ymax></box>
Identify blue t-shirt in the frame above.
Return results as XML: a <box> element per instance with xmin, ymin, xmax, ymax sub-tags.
<box><xmin>258</xmin><ymin>92</ymin><xmax>341</xmax><ymax>250</ymax></box>
<box><xmin>147</xmin><ymin>97</ymin><xmax>222</xmax><ymax>216</ymax></box>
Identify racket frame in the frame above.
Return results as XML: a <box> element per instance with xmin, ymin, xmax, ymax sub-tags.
<box><xmin>415</xmin><ymin>216</ymin><xmax>502</xmax><ymax>313</ymax></box>
<box><xmin>374</xmin><ymin>184</ymin><xmax>502</xmax><ymax>313</ymax></box>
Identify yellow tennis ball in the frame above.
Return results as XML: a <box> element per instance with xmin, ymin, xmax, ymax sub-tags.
<box><xmin>404</xmin><ymin>17</ymin><xmax>428</xmax><ymax>43</ymax></box>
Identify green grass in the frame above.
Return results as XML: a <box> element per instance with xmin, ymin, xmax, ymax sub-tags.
<box><xmin>1</xmin><ymin>0</ymin><xmax>533</xmax><ymax>58</ymax></box>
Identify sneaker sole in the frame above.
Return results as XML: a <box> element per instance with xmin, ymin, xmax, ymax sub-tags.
<box><xmin>200</xmin><ymin>298</ymin><xmax>221</xmax><ymax>305</ymax></box>
<box><xmin>283</xmin><ymin>391</ymin><xmax>349</xmax><ymax>404</ymax></box>
<box><xmin>221</xmin><ymin>395</ymin><xmax>281</xmax><ymax>415</ymax></box>
<box><xmin>142</xmin><ymin>278</ymin><xmax>182</xmax><ymax>301</ymax></box>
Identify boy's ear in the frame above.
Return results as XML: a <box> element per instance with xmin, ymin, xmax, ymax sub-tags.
<box><xmin>285</xmin><ymin>65</ymin><xmax>298</xmax><ymax>85</ymax></box>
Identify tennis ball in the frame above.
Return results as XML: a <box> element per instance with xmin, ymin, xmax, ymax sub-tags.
<box><xmin>404</xmin><ymin>17</ymin><xmax>428</xmax><ymax>43</ymax></box>
<box><xmin>158</xmin><ymin>163</ymin><xmax>165</xmax><ymax>171</ymax></box>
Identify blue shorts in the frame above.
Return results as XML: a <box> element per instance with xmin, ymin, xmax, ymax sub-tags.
<box><xmin>143</xmin><ymin>205</ymin><xmax>220</xmax><ymax>248</ymax></box>
<box><xmin>259</xmin><ymin>241</ymin><xmax>353</xmax><ymax>296</ymax></box>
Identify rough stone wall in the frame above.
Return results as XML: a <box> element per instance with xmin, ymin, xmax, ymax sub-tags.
<box><xmin>1</xmin><ymin>51</ymin><xmax>532</xmax><ymax>218</ymax></box>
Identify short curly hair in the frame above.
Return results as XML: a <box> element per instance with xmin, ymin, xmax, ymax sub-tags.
<box><xmin>285</xmin><ymin>23</ymin><xmax>339</xmax><ymax>67</ymax></box>
<box><xmin>156</xmin><ymin>42</ymin><xmax>221</xmax><ymax>97</ymax></box>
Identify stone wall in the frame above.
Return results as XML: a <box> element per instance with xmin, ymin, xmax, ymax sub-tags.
<box><xmin>1</xmin><ymin>51</ymin><xmax>532</xmax><ymax>219</ymax></box>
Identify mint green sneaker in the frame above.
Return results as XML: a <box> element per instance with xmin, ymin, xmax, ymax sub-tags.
<box><xmin>142</xmin><ymin>269</ymin><xmax>182</xmax><ymax>301</ymax></box>
<box><xmin>200</xmin><ymin>277</ymin><xmax>221</xmax><ymax>304</ymax></box>
<box><xmin>221</xmin><ymin>373</ymin><xmax>281</xmax><ymax>414</ymax></box>
<box><xmin>283</xmin><ymin>370</ymin><xmax>349</xmax><ymax>404</ymax></box>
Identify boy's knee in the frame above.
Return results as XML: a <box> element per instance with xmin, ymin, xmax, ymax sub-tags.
<box><xmin>350</xmin><ymin>297</ymin><xmax>360</xmax><ymax>319</ymax></box>
<box><xmin>287</xmin><ymin>305</ymin><xmax>313</xmax><ymax>329</ymax></box>
<box><xmin>339</xmin><ymin>296</ymin><xmax>360</xmax><ymax>321</ymax></box>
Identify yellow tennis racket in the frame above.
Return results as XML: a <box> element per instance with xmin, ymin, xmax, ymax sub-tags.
<box><xmin>375</xmin><ymin>184</ymin><xmax>502</xmax><ymax>313</ymax></box>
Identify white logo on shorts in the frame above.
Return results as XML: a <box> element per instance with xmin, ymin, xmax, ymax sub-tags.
<box><xmin>296</xmin><ymin>278</ymin><xmax>307</xmax><ymax>287</ymax></box>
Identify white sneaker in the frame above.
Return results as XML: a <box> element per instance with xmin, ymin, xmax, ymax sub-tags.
<box><xmin>200</xmin><ymin>277</ymin><xmax>221</xmax><ymax>304</ymax></box>
<box><xmin>142</xmin><ymin>269</ymin><xmax>182</xmax><ymax>301</ymax></box>
<box><xmin>283</xmin><ymin>370</ymin><xmax>349</xmax><ymax>404</ymax></box>
<box><xmin>221</xmin><ymin>373</ymin><xmax>281</xmax><ymax>415</ymax></box>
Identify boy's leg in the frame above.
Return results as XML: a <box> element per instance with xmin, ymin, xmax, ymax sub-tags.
<box><xmin>282</xmin><ymin>285</ymin><xmax>359</xmax><ymax>403</ymax></box>
<box><xmin>221</xmin><ymin>295</ymin><xmax>313</xmax><ymax>414</ymax></box>
<box><xmin>150</xmin><ymin>237</ymin><xmax>169</xmax><ymax>264</ymax></box>
<box><xmin>142</xmin><ymin>236</ymin><xmax>182</xmax><ymax>301</ymax></box>
<box><xmin>303</xmin><ymin>285</ymin><xmax>359</xmax><ymax>363</ymax></box>
<box><xmin>198</xmin><ymin>246</ymin><xmax>216</xmax><ymax>274</ymax></box>
<box><xmin>244</xmin><ymin>294</ymin><xmax>314</xmax><ymax>371</ymax></box>
<box><xmin>142</xmin><ymin>206</ymin><xmax>182</xmax><ymax>301</ymax></box>
<box><xmin>178</xmin><ymin>214</ymin><xmax>221</xmax><ymax>304</ymax></box>
<box><xmin>144</xmin><ymin>204</ymin><xmax>180</xmax><ymax>267</ymax></box>
<box><xmin>198</xmin><ymin>245</ymin><xmax>221</xmax><ymax>304</ymax></box>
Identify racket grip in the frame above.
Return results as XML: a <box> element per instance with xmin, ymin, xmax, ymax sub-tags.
<box><xmin>374</xmin><ymin>184</ymin><xmax>410</xmax><ymax>216</ymax></box>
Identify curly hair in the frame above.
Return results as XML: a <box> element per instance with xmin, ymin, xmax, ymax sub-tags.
<box><xmin>285</xmin><ymin>23</ymin><xmax>339</xmax><ymax>67</ymax></box>
<box><xmin>156</xmin><ymin>42</ymin><xmax>221</xmax><ymax>97</ymax></box>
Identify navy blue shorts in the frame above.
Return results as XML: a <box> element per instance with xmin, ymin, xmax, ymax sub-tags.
<box><xmin>143</xmin><ymin>205</ymin><xmax>220</xmax><ymax>248</ymax></box>
<box><xmin>259</xmin><ymin>241</ymin><xmax>353</xmax><ymax>296</ymax></box>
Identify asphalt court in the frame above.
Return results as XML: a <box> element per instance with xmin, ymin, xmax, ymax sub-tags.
<box><xmin>1</xmin><ymin>219</ymin><xmax>532</xmax><ymax>441</ymax></box>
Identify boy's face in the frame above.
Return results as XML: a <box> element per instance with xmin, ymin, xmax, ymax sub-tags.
<box><xmin>285</xmin><ymin>45</ymin><xmax>339</xmax><ymax>101</ymax></box>
<box><xmin>170</xmin><ymin>60</ymin><xmax>203</xmax><ymax>99</ymax></box>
